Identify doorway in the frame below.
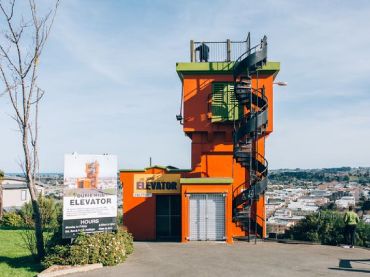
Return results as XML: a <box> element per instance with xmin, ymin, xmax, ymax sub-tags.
<box><xmin>189</xmin><ymin>193</ymin><xmax>225</xmax><ymax>241</ymax></box>
<box><xmin>156</xmin><ymin>195</ymin><xmax>181</xmax><ymax>241</ymax></box>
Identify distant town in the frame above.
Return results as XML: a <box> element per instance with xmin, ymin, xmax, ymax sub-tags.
<box><xmin>266</xmin><ymin>167</ymin><xmax>370</xmax><ymax>235</ymax></box>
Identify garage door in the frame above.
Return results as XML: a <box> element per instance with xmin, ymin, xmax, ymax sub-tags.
<box><xmin>189</xmin><ymin>194</ymin><xmax>225</xmax><ymax>241</ymax></box>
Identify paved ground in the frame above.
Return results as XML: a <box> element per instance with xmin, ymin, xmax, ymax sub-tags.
<box><xmin>69</xmin><ymin>241</ymin><xmax>370</xmax><ymax>277</ymax></box>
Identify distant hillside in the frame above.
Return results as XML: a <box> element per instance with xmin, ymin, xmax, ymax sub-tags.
<box><xmin>269</xmin><ymin>167</ymin><xmax>370</xmax><ymax>184</ymax></box>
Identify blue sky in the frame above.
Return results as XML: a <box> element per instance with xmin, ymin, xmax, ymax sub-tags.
<box><xmin>1</xmin><ymin>0</ymin><xmax>370</xmax><ymax>172</ymax></box>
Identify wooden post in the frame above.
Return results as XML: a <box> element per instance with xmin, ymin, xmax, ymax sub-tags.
<box><xmin>190</xmin><ymin>40</ymin><xmax>195</xmax><ymax>62</ymax></box>
<box><xmin>226</xmin><ymin>39</ymin><xmax>231</xmax><ymax>62</ymax></box>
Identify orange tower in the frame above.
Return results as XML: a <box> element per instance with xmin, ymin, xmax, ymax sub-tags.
<box><xmin>176</xmin><ymin>34</ymin><xmax>279</xmax><ymax>241</ymax></box>
<box><xmin>77</xmin><ymin>161</ymin><xmax>100</xmax><ymax>189</ymax></box>
<box><xmin>120</xmin><ymin>34</ymin><xmax>280</xmax><ymax>242</ymax></box>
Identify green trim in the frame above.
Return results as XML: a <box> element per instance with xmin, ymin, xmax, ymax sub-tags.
<box><xmin>180</xmin><ymin>177</ymin><xmax>233</xmax><ymax>184</ymax></box>
<box><xmin>120</xmin><ymin>166</ymin><xmax>192</xmax><ymax>173</ymax></box>
<box><xmin>258</xmin><ymin>61</ymin><xmax>280</xmax><ymax>77</ymax></box>
<box><xmin>144</xmin><ymin>165</ymin><xmax>167</xmax><ymax>170</ymax></box>
<box><xmin>176</xmin><ymin>62</ymin><xmax>234</xmax><ymax>73</ymax></box>
<box><xmin>176</xmin><ymin>61</ymin><xmax>280</xmax><ymax>79</ymax></box>
<box><xmin>259</xmin><ymin>61</ymin><xmax>280</xmax><ymax>71</ymax></box>
<box><xmin>119</xmin><ymin>169</ymin><xmax>145</xmax><ymax>172</ymax></box>
<box><xmin>167</xmin><ymin>169</ymin><xmax>192</xmax><ymax>173</ymax></box>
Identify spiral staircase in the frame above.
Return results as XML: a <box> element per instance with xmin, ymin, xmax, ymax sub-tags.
<box><xmin>232</xmin><ymin>35</ymin><xmax>268</xmax><ymax>241</ymax></box>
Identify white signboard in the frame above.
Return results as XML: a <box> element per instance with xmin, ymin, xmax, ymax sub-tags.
<box><xmin>62</xmin><ymin>153</ymin><xmax>117</xmax><ymax>238</ymax></box>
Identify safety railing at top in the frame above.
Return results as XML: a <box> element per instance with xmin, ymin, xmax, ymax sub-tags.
<box><xmin>234</xmin><ymin>35</ymin><xmax>267</xmax><ymax>65</ymax></box>
<box><xmin>190</xmin><ymin>35</ymin><xmax>251</xmax><ymax>62</ymax></box>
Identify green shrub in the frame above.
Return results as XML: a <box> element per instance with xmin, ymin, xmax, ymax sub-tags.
<box><xmin>356</xmin><ymin>221</ymin><xmax>370</xmax><ymax>247</ymax></box>
<box><xmin>1</xmin><ymin>211</ymin><xmax>24</xmax><ymax>227</ymax></box>
<box><xmin>42</xmin><ymin>230</ymin><xmax>133</xmax><ymax>268</ymax></box>
<box><xmin>284</xmin><ymin>210</ymin><xmax>370</xmax><ymax>247</ymax></box>
<box><xmin>42</xmin><ymin>245</ymin><xmax>71</xmax><ymax>268</ymax></box>
<box><xmin>117</xmin><ymin>210</ymin><xmax>124</xmax><ymax>226</ymax></box>
<box><xmin>19</xmin><ymin>196</ymin><xmax>61</xmax><ymax>230</ymax></box>
<box><xmin>18</xmin><ymin>201</ymin><xmax>35</xmax><ymax>228</ymax></box>
<box><xmin>120</xmin><ymin>230</ymin><xmax>134</xmax><ymax>255</ymax></box>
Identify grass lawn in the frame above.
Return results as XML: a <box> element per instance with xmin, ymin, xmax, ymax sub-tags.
<box><xmin>0</xmin><ymin>228</ymin><xmax>42</xmax><ymax>277</ymax></box>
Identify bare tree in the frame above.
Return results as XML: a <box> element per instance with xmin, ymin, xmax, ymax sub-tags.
<box><xmin>0</xmin><ymin>0</ymin><xmax>60</xmax><ymax>260</ymax></box>
<box><xmin>0</xmin><ymin>169</ymin><xmax>3</xmax><ymax>219</ymax></box>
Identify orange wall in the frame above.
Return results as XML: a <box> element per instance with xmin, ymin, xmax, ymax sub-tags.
<box><xmin>181</xmin><ymin>72</ymin><xmax>274</xmax><ymax>237</ymax></box>
<box><xmin>120</xmin><ymin>170</ymin><xmax>156</xmax><ymax>240</ymax></box>
<box><xmin>182</xmin><ymin>74</ymin><xmax>274</xmax><ymax>134</ymax></box>
<box><xmin>183</xmin><ymin>74</ymin><xmax>233</xmax><ymax>133</ymax></box>
<box><xmin>120</xmin><ymin>167</ymin><xmax>177</xmax><ymax>240</ymax></box>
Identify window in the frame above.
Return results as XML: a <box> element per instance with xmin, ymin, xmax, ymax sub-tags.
<box><xmin>21</xmin><ymin>190</ymin><xmax>27</xmax><ymax>201</ymax></box>
<box><xmin>211</xmin><ymin>82</ymin><xmax>242</xmax><ymax>122</ymax></box>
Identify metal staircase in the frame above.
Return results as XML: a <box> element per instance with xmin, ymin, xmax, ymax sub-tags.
<box><xmin>232</xmin><ymin>34</ymin><xmax>268</xmax><ymax>242</ymax></box>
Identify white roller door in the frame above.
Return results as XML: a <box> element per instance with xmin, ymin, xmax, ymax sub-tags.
<box><xmin>189</xmin><ymin>194</ymin><xmax>225</xmax><ymax>241</ymax></box>
<box><xmin>206</xmin><ymin>194</ymin><xmax>225</xmax><ymax>240</ymax></box>
<box><xmin>189</xmin><ymin>194</ymin><xmax>207</xmax><ymax>240</ymax></box>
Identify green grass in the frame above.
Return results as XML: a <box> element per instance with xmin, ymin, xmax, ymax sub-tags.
<box><xmin>0</xmin><ymin>228</ymin><xmax>42</xmax><ymax>277</ymax></box>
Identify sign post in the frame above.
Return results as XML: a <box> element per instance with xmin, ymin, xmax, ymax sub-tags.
<box><xmin>62</xmin><ymin>154</ymin><xmax>118</xmax><ymax>239</ymax></box>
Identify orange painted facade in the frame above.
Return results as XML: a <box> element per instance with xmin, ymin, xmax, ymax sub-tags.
<box><xmin>120</xmin><ymin>58</ymin><xmax>279</xmax><ymax>242</ymax></box>
<box><xmin>120</xmin><ymin>167</ymin><xmax>169</xmax><ymax>240</ymax></box>
<box><xmin>179</xmin><ymin>71</ymin><xmax>276</xmax><ymax>239</ymax></box>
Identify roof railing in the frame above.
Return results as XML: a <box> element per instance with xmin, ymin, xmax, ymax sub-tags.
<box><xmin>190</xmin><ymin>33</ymin><xmax>251</xmax><ymax>62</ymax></box>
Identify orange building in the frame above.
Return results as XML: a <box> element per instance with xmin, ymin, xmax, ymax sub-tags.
<box><xmin>120</xmin><ymin>35</ymin><xmax>280</xmax><ymax>243</ymax></box>
<box><xmin>77</xmin><ymin>161</ymin><xmax>100</xmax><ymax>189</ymax></box>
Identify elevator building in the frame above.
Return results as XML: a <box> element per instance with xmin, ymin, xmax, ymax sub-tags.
<box><xmin>120</xmin><ymin>34</ymin><xmax>280</xmax><ymax>243</ymax></box>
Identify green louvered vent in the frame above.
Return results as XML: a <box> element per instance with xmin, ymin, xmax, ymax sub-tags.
<box><xmin>211</xmin><ymin>82</ymin><xmax>242</xmax><ymax>122</ymax></box>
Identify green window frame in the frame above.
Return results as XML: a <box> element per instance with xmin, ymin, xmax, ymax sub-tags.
<box><xmin>211</xmin><ymin>82</ymin><xmax>242</xmax><ymax>122</ymax></box>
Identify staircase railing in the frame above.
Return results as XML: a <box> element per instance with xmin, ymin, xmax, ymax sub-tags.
<box><xmin>232</xmin><ymin>33</ymin><xmax>268</xmax><ymax>242</ymax></box>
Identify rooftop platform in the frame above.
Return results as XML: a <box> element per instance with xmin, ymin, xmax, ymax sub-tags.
<box><xmin>176</xmin><ymin>61</ymin><xmax>280</xmax><ymax>79</ymax></box>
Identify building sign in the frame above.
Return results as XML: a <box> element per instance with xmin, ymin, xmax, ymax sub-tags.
<box><xmin>62</xmin><ymin>154</ymin><xmax>117</xmax><ymax>238</ymax></box>
<box><xmin>133</xmin><ymin>174</ymin><xmax>180</xmax><ymax>197</ymax></box>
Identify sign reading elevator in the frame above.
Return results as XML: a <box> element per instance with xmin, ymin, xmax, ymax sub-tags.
<box><xmin>133</xmin><ymin>174</ymin><xmax>180</xmax><ymax>197</ymax></box>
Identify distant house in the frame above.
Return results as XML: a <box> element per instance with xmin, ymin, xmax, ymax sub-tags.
<box><xmin>335</xmin><ymin>196</ymin><xmax>355</xmax><ymax>209</ymax></box>
<box><xmin>1</xmin><ymin>177</ymin><xmax>44</xmax><ymax>210</ymax></box>
<box><xmin>267</xmin><ymin>213</ymin><xmax>305</xmax><ymax>234</ymax></box>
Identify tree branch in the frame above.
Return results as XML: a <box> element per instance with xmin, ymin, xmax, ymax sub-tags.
<box><xmin>0</xmin><ymin>66</ymin><xmax>24</xmax><ymax>124</ymax></box>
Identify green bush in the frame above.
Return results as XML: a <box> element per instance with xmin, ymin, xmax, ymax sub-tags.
<box><xmin>117</xmin><ymin>210</ymin><xmax>124</xmax><ymax>226</ymax></box>
<box><xmin>122</xmin><ymin>230</ymin><xmax>134</xmax><ymax>255</ymax></box>
<box><xmin>19</xmin><ymin>196</ymin><xmax>62</xmax><ymax>230</ymax></box>
<box><xmin>42</xmin><ymin>245</ymin><xmax>71</xmax><ymax>268</ymax></box>
<box><xmin>356</xmin><ymin>221</ymin><xmax>370</xmax><ymax>247</ymax></box>
<box><xmin>284</xmin><ymin>210</ymin><xmax>370</xmax><ymax>247</ymax></box>
<box><xmin>42</xmin><ymin>230</ymin><xmax>133</xmax><ymax>268</ymax></box>
<box><xmin>1</xmin><ymin>211</ymin><xmax>24</xmax><ymax>227</ymax></box>
<box><xmin>0</xmin><ymin>196</ymin><xmax>61</xmax><ymax>230</ymax></box>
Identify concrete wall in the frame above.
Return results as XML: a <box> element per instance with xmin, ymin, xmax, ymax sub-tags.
<box><xmin>2</xmin><ymin>185</ymin><xmax>44</xmax><ymax>209</ymax></box>
<box><xmin>3</xmin><ymin>188</ymin><xmax>30</xmax><ymax>209</ymax></box>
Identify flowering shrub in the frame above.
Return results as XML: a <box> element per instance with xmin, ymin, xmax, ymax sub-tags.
<box><xmin>42</xmin><ymin>230</ymin><xmax>133</xmax><ymax>268</ymax></box>
<box><xmin>0</xmin><ymin>211</ymin><xmax>24</xmax><ymax>227</ymax></box>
